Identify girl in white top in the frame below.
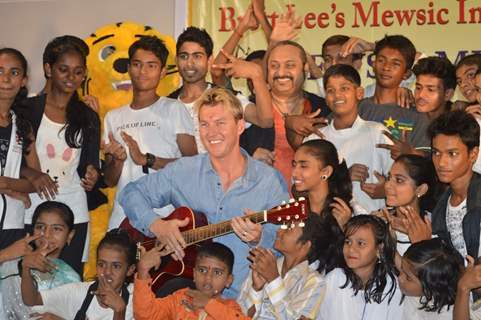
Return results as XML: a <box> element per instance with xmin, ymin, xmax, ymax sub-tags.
<box><xmin>399</xmin><ymin>238</ymin><xmax>464</xmax><ymax>320</ymax></box>
<box><xmin>2</xmin><ymin>201</ymin><xmax>80</xmax><ymax>319</ymax></box>
<box><xmin>22</xmin><ymin>36</ymin><xmax>100</xmax><ymax>276</ymax></box>
<box><xmin>318</xmin><ymin>215</ymin><xmax>403</xmax><ymax>320</ymax></box>
<box><xmin>382</xmin><ymin>154</ymin><xmax>440</xmax><ymax>255</ymax></box>
<box><xmin>21</xmin><ymin>229</ymin><xmax>136</xmax><ymax>320</ymax></box>
<box><xmin>0</xmin><ymin>48</ymin><xmax>45</xmax><ymax>249</ymax></box>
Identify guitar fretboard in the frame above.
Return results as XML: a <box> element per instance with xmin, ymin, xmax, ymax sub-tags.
<box><xmin>182</xmin><ymin>210</ymin><xmax>267</xmax><ymax>245</ymax></box>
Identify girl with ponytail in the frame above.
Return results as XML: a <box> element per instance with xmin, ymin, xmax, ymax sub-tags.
<box><xmin>383</xmin><ymin>154</ymin><xmax>441</xmax><ymax>254</ymax></box>
<box><xmin>292</xmin><ymin>139</ymin><xmax>354</xmax><ymax>273</ymax></box>
<box><xmin>292</xmin><ymin>139</ymin><xmax>354</xmax><ymax>228</ymax></box>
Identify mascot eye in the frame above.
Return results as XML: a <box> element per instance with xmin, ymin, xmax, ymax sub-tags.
<box><xmin>99</xmin><ymin>45</ymin><xmax>116</xmax><ymax>61</ymax></box>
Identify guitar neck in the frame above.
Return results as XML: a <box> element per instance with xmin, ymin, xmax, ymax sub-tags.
<box><xmin>182</xmin><ymin>210</ymin><xmax>268</xmax><ymax>246</ymax></box>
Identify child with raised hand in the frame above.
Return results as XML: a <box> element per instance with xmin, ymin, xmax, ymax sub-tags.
<box><xmin>399</xmin><ymin>238</ymin><xmax>463</xmax><ymax>320</ymax></box>
<box><xmin>21</xmin><ymin>229</ymin><xmax>136</xmax><ymax>320</ymax></box>
<box><xmin>238</xmin><ymin>214</ymin><xmax>329</xmax><ymax>320</ymax></box>
<box><xmin>383</xmin><ymin>154</ymin><xmax>440</xmax><ymax>254</ymax></box>
<box><xmin>301</xmin><ymin>64</ymin><xmax>393</xmax><ymax>213</ymax></box>
<box><xmin>359</xmin><ymin>35</ymin><xmax>431</xmax><ymax>159</ymax></box>
<box><xmin>134</xmin><ymin>242</ymin><xmax>249</xmax><ymax>320</ymax></box>
<box><xmin>292</xmin><ymin>139</ymin><xmax>354</xmax><ymax>227</ymax></box>
<box><xmin>1</xmin><ymin>201</ymin><xmax>80</xmax><ymax>319</ymax></box>
<box><xmin>318</xmin><ymin>214</ymin><xmax>403</xmax><ymax>320</ymax></box>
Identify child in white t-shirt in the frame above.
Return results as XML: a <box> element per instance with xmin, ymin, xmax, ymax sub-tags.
<box><xmin>102</xmin><ymin>36</ymin><xmax>197</xmax><ymax>230</ymax></box>
<box><xmin>305</xmin><ymin>64</ymin><xmax>393</xmax><ymax>213</ymax></box>
<box><xmin>318</xmin><ymin>215</ymin><xmax>403</xmax><ymax>320</ymax></box>
<box><xmin>21</xmin><ymin>230</ymin><xmax>137</xmax><ymax>319</ymax></box>
<box><xmin>399</xmin><ymin>238</ymin><xmax>464</xmax><ymax>320</ymax></box>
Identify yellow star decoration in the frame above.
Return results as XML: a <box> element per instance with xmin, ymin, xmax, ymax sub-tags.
<box><xmin>384</xmin><ymin>117</ymin><xmax>397</xmax><ymax>128</ymax></box>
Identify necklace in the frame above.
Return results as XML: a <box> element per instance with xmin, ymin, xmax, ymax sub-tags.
<box><xmin>272</xmin><ymin>94</ymin><xmax>304</xmax><ymax>119</ymax></box>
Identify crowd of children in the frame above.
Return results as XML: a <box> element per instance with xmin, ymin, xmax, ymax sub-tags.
<box><xmin>1</xmin><ymin>2</ymin><xmax>481</xmax><ymax>319</ymax></box>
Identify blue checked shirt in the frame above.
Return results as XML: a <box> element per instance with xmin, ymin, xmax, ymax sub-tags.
<box><xmin>119</xmin><ymin>150</ymin><xmax>289</xmax><ymax>298</ymax></box>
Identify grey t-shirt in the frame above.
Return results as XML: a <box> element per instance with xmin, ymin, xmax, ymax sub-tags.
<box><xmin>358</xmin><ymin>98</ymin><xmax>431</xmax><ymax>150</ymax></box>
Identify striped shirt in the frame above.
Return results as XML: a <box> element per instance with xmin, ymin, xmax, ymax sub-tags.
<box><xmin>237</xmin><ymin>257</ymin><xmax>325</xmax><ymax>319</ymax></box>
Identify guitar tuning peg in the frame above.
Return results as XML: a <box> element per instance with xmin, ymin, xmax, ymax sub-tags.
<box><xmin>277</xmin><ymin>217</ymin><xmax>282</xmax><ymax>222</ymax></box>
<box><xmin>295</xmin><ymin>214</ymin><xmax>299</xmax><ymax>219</ymax></box>
<box><xmin>289</xmin><ymin>198</ymin><xmax>295</xmax><ymax>203</ymax></box>
<box><xmin>299</xmin><ymin>197</ymin><xmax>305</xmax><ymax>201</ymax></box>
<box><xmin>286</xmin><ymin>215</ymin><xmax>291</xmax><ymax>221</ymax></box>
<box><xmin>281</xmin><ymin>201</ymin><xmax>286</xmax><ymax>205</ymax></box>
<box><xmin>299</xmin><ymin>221</ymin><xmax>305</xmax><ymax>228</ymax></box>
<box><xmin>286</xmin><ymin>204</ymin><xmax>290</xmax><ymax>208</ymax></box>
<box><xmin>281</xmin><ymin>224</ymin><xmax>288</xmax><ymax>230</ymax></box>
<box><xmin>294</xmin><ymin>202</ymin><xmax>299</xmax><ymax>207</ymax></box>
<box><xmin>290</xmin><ymin>222</ymin><xmax>295</xmax><ymax>229</ymax></box>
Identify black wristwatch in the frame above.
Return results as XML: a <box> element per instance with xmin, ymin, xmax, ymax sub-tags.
<box><xmin>142</xmin><ymin>152</ymin><xmax>155</xmax><ymax>173</ymax></box>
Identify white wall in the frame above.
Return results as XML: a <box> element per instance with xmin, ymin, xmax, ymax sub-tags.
<box><xmin>0</xmin><ymin>0</ymin><xmax>185</xmax><ymax>93</ymax></box>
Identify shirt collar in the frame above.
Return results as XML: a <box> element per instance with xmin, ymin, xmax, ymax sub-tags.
<box><xmin>201</xmin><ymin>148</ymin><xmax>256</xmax><ymax>183</ymax></box>
<box><xmin>277</xmin><ymin>256</ymin><xmax>311</xmax><ymax>279</ymax></box>
<box><xmin>328</xmin><ymin>115</ymin><xmax>364</xmax><ymax>131</ymax></box>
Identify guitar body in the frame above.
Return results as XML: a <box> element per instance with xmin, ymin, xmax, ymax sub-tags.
<box><xmin>119</xmin><ymin>198</ymin><xmax>308</xmax><ymax>293</ymax></box>
<box><xmin>119</xmin><ymin>207</ymin><xmax>208</xmax><ymax>292</ymax></box>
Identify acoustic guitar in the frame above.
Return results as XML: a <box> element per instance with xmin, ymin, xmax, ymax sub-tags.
<box><xmin>120</xmin><ymin>197</ymin><xmax>308</xmax><ymax>292</ymax></box>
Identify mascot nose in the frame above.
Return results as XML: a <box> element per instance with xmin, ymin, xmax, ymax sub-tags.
<box><xmin>113</xmin><ymin>58</ymin><xmax>129</xmax><ymax>74</ymax></box>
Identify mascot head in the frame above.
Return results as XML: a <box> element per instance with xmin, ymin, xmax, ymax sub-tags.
<box><xmin>83</xmin><ymin>21</ymin><xmax>179</xmax><ymax>120</ymax></box>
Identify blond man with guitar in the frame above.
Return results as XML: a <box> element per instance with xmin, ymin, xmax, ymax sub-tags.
<box><xmin>120</xmin><ymin>87</ymin><xmax>289</xmax><ymax>299</ymax></box>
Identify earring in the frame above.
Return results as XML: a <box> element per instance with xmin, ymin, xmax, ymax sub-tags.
<box><xmin>321</xmin><ymin>175</ymin><xmax>328</xmax><ymax>180</ymax></box>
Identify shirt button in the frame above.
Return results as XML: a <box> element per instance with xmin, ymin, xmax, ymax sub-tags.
<box><xmin>220</xmin><ymin>207</ymin><xmax>223</xmax><ymax>210</ymax></box>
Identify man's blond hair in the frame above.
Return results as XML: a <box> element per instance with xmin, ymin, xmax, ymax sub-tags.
<box><xmin>195</xmin><ymin>87</ymin><xmax>243</xmax><ymax>121</ymax></box>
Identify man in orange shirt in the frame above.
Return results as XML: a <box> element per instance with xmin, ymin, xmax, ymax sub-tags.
<box><xmin>134</xmin><ymin>242</ymin><xmax>250</xmax><ymax>320</ymax></box>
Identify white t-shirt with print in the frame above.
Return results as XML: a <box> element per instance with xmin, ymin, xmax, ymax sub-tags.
<box><xmin>104</xmin><ymin>97</ymin><xmax>194</xmax><ymax>229</ymax></box>
<box><xmin>305</xmin><ymin>116</ymin><xmax>393</xmax><ymax>213</ymax></box>
<box><xmin>25</xmin><ymin>114</ymin><xmax>88</xmax><ymax>224</ymax></box>
<box><xmin>177</xmin><ymin>86</ymin><xmax>252</xmax><ymax>154</ymax></box>
<box><xmin>40</xmin><ymin>281</ymin><xmax>133</xmax><ymax>320</ymax></box>
<box><xmin>446</xmin><ymin>197</ymin><xmax>468</xmax><ymax>257</ymax></box>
